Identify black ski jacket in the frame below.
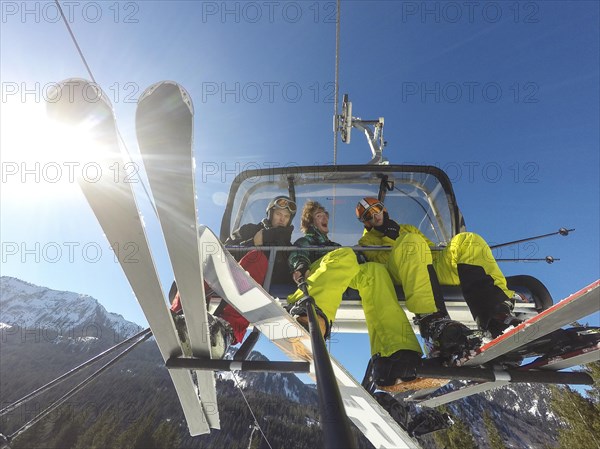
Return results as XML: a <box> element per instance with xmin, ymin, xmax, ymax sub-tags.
<box><xmin>225</xmin><ymin>219</ymin><xmax>294</xmax><ymax>284</ymax></box>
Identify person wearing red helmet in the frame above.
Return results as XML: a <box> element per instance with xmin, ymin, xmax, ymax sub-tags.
<box><xmin>356</xmin><ymin>197</ymin><xmax>521</xmax><ymax>386</ymax></box>
<box><xmin>170</xmin><ymin>195</ymin><xmax>297</xmax><ymax>358</ymax></box>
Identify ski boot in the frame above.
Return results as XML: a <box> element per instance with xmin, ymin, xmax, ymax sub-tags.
<box><xmin>170</xmin><ymin>311</ymin><xmax>234</xmax><ymax>359</ymax></box>
<box><xmin>415</xmin><ymin>311</ymin><xmax>480</xmax><ymax>361</ymax></box>
<box><xmin>170</xmin><ymin>311</ymin><xmax>191</xmax><ymax>355</ymax></box>
<box><xmin>286</xmin><ymin>296</ymin><xmax>331</xmax><ymax>340</ymax></box>
<box><xmin>408</xmin><ymin>409</ymin><xmax>453</xmax><ymax>437</ymax></box>
<box><xmin>477</xmin><ymin>296</ymin><xmax>522</xmax><ymax>339</ymax></box>
<box><xmin>370</xmin><ymin>350</ymin><xmax>450</xmax><ymax>393</ymax></box>
<box><xmin>208</xmin><ymin>314</ymin><xmax>235</xmax><ymax>359</ymax></box>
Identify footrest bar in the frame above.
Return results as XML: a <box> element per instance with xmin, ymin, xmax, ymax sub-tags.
<box><xmin>166</xmin><ymin>357</ymin><xmax>310</xmax><ymax>373</ymax></box>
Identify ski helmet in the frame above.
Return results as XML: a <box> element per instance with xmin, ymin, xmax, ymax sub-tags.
<box><xmin>356</xmin><ymin>197</ymin><xmax>386</xmax><ymax>223</ymax></box>
<box><xmin>266</xmin><ymin>196</ymin><xmax>297</xmax><ymax>222</ymax></box>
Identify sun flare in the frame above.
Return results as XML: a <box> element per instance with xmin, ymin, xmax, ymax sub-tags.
<box><xmin>1</xmin><ymin>99</ymin><xmax>112</xmax><ymax>199</ymax></box>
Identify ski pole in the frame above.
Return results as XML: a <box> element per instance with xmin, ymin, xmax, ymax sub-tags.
<box><xmin>490</xmin><ymin>228</ymin><xmax>574</xmax><ymax>249</ymax></box>
<box><xmin>296</xmin><ymin>278</ymin><xmax>358</xmax><ymax>449</ymax></box>
<box><xmin>496</xmin><ymin>256</ymin><xmax>558</xmax><ymax>264</ymax></box>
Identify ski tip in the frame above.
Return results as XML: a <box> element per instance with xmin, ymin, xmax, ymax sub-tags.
<box><xmin>46</xmin><ymin>78</ymin><xmax>113</xmax><ymax>121</ymax></box>
<box><xmin>137</xmin><ymin>81</ymin><xmax>194</xmax><ymax>114</ymax></box>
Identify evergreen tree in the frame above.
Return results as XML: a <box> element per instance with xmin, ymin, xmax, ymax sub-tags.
<box><xmin>73</xmin><ymin>410</ymin><xmax>119</xmax><ymax>449</ymax></box>
<box><xmin>45</xmin><ymin>408</ymin><xmax>87</xmax><ymax>449</ymax></box>
<box><xmin>550</xmin><ymin>385</ymin><xmax>600</xmax><ymax>448</ymax></box>
<box><xmin>548</xmin><ymin>361</ymin><xmax>600</xmax><ymax>449</ymax></box>
<box><xmin>586</xmin><ymin>361</ymin><xmax>600</xmax><ymax>403</ymax></box>
<box><xmin>114</xmin><ymin>412</ymin><xmax>156</xmax><ymax>449</ymax></box>
<box><xmin>433</xmin><ymin>406</ymin><xmax>477</xmax><ymax>449</ymax></box>
<box><xmin>483</xmin><ymin>411</ymin><xmax>505</xmax><ymax>449</ymax></box>
<box><xmin>152</xmin><ymin>420</ymin><xmax>181</xmax><ymax>448</ymax></box>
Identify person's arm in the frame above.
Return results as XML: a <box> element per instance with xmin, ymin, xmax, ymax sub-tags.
<box><xmin>358</xmin><ymin>229</ymin><xmax>392</xmax><ymax>263</ymax></box>
<box><xmin>288</xmin><ymin>236</ymin><xmax>312</xmax><ymax>281</ymax></box>
<box><xmin>261</xmin><ymin>225</ymin><xmax>294</xmax><ymax>246</ymax></box>
<box><xmin>398</xmin><ymin>224</ymin><xmax>435</xmax><ymax>247</ymax></box>
<box><xmin>224</xmin><ymin>223</ymin><xmax>261</xmax><ymax>246</ymax></box>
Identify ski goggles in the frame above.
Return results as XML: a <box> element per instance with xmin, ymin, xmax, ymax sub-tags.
<box><xmin>273</xmin><ymin>198</ymin><xmax>297</xmax><ymax>214</ymax></box>
<box><xmin>358</xmin><ymin>202</ymin><xmax>385</xmax><ymax>223</ymax></box>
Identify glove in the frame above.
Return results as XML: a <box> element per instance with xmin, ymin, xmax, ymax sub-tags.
<box><xmin>262</xmin><ymin>225</ymin><xmax>294</xmax><ymax>245</ymax></box>
<box><xmin>292</xmin><ymin>262</ymin><xmax>310</xmax><ymax>279</ymax></box>
<box><xmin>374</xmin><ymin>217</ymin><xmax>400</xmax><ymax>240</ymax></box>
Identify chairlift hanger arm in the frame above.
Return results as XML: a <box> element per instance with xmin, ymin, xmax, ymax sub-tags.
<box><xmin>335</xmin><ymin>94</ymin><xmax>387</xmax><ymax>165</ymax></box>
<box><xmin>345</xmin><ymin>118</ymin><xmax>387</xmax><ymax>165</ymax></box>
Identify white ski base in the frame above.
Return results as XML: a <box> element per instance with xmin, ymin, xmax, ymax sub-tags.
<box><xmin>136</xmin><ymin>80</ymin><xmax>219</xmax><ymax>429</ymax></box>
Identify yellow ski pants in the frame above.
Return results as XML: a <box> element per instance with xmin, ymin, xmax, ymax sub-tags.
<box><xmin>288</xmin><ymin>248</ymin><xmax>422</xmax><ymax>357</ymax></box>
<box><xmin>386</xmin><ymin>231</ymin><xmax>513</xmax><ymax>314</ymax></box>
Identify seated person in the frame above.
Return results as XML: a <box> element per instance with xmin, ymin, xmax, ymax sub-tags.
<box><xmin>356</xmin><ymin>197</ymin><xmax>521</xmax><ymax>353</ymax></box>
<box><xmin>170</xmin><ymin>195</ymin><xmax>296</xmax><ymax>357</ymax></box>
<box><xmin>287</xmin><ymin>200</ymin><xmax>455</xmax><ymax>391</ymax></box>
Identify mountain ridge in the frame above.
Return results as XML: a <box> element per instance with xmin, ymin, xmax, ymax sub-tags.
<box><xmin>0</xmin><ymin>276</ymin><xmax>142</xmax><ymax>342</ymax></box>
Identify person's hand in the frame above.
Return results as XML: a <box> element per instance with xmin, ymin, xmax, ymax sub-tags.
<box><xmin>293</xmin><ymin>269</ymin><xmax>311</xmax><ymax>284</ymax></box>
<box><xmin>375</xmin><ymin>218</ymin><xmax>400</xmax><ymax>240</ymax></box>
<box><xmin>253</xmin><ymin>229</ymin><xmax>264</xmax><ymax>246</ymax></box>
<box><xmin>262</xmin><ymin>226</ymin><xmax>294</xmax><ymax>245</ymax></box>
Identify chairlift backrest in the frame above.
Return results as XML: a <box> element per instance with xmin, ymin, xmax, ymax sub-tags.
<box><xmin>221</xmin><ymin>164</ymin><xmax>465</xmax><ymax>246</ymax></box>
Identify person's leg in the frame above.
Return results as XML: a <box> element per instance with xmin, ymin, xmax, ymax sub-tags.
<box><xmin>387</xmin><ymin>232</ymin><xmax>471</xmax><ymax>356</ymax></box>
<box><xmin>218</xmin><ymin>250</ymin><xmax>268</xmax><ymax>344</ymax></box>
<box><xmin>434</xmin><ymin>232</ymin><xmax>520</xmax><ymax>337</ymax></box>
<box><xmin>287</xmin><ymin>248</ymin><xmax>360</xmax><ymax>323</ymax></box>
<box><xmin>386</xmin><ymin>232</ymin><xmax>439</xmax><ymax>315</ymax></box>
<box><xmin>351</xmin><ymin>262</ymin><xmax>421</xmax><ymax>357</ymax></box>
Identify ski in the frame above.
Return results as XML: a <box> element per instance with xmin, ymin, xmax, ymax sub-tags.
<box><xmin>135</xmin><ymin>81</ymin><xmax>220</xmax><ymax>429</ymax></box>
<box><xmin>195</xmin><ymin>226</ymin><xmax>422</xmax><ymax>449</ymax></box>
<box><xmin>414</xmin><ymin>361</ymin><xmax>593</xmax><ymax>385</ymax></box>
<box><xmin>405</xmin><ymin>282</ymin><xmax>600</xmax><ymax>407</ymax></box>
<box><xmin>412</xmin><ymin>342</ymin><xmax>600</xmax><ymax>408</ymax></box>
<box><xmin>464</xmin><ymin>280</ymin><xmax>599</xmax><ymax>367</ymax></box>
<box><xmin>522</xmin><ymin>340</ymin><xmax>600</xmax><ymax>370</ymax></box>
<box><xmin>46</xmin><ymin>79</ymin><xmax>212</xmax><ymax>435</ymax></box>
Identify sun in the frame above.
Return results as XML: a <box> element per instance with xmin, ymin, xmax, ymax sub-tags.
<box><xmin>0</xmin><ymin>98</ymin><xmax>110</xmax><ymax>200</ymax></box>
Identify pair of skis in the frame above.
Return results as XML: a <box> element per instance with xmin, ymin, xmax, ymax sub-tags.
<box><xmin>47</xmin><ymin>79</ymin><xmax>218</xmax><ymax>434</ymax></box>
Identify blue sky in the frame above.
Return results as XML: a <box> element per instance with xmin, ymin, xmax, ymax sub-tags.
<box><xmin>1</xmin><ymin>1</ymin><xmax>599</xmax><ymax>381</ymax></box>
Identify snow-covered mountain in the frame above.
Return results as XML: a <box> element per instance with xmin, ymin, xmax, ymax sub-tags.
<box><xmin>220</xmin><ymin>350</ymin><xmax>318</xmax><ymax>404</ymax></box>
<box><xmin>0</xmin><ymin>276</ymin><xmax>142</xmax><ymax>341</ymax></box>
<box><xmin>449</xmin><ymin>382</ymin><xmax>560</xmax><ymax>448</ymax></box>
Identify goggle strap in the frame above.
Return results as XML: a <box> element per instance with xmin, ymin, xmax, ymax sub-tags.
<box><xmin>359</xmin><ymin>201</ymin><xmax>384</xmax><ymax>221</ymax></box>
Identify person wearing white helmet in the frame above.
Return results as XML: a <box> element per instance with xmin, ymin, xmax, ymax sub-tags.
<box><xmin>170</xmin><ymin>195</ymin><xmax>297</xmax><ymax>357</ymax></box>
